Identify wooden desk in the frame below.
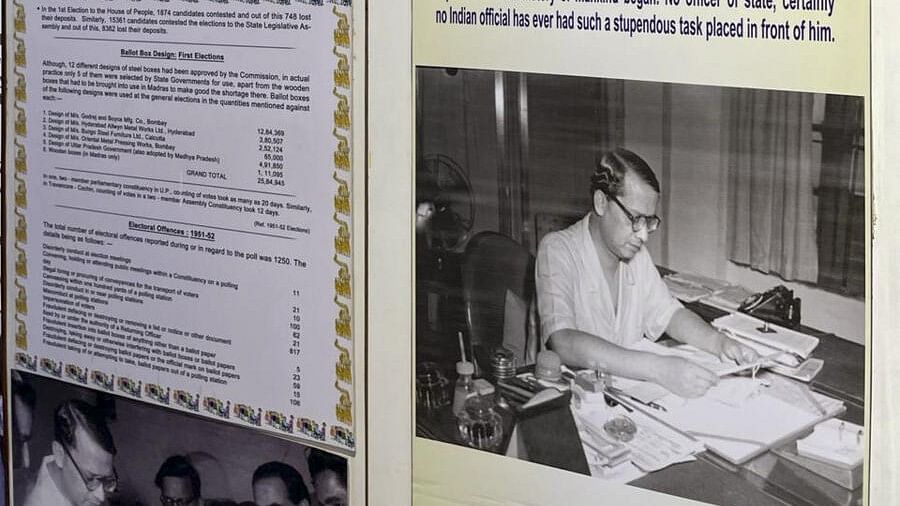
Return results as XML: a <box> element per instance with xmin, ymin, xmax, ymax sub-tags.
<box><xmin>416</xmin><ymin>301</ymin><xmax>865</xmax><ymax>506</ymax></box>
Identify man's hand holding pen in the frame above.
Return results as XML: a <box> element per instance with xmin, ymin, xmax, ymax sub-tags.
<box><xmin>718</xmin><ymin>333</ymin><xmax>760</xmax><ymax>365</ymax></box>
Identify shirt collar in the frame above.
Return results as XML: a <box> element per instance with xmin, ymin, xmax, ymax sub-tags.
<box><xmin>579</xmin><ymin>213</ymin><xmax>635</xmax><ymax>288</ymax></box>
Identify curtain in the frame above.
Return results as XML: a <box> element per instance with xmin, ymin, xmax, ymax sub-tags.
<box><xmin>725</xmin><ymin>89</ymin><xmax>819</xmax><ymax>282</ymax></box>
<box><xmin>816</xmin><ymin>95</ymin><xmax>864</xmax><ymax>295</ymax></box>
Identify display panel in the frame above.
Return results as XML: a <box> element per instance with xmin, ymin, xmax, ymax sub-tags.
<box><xmin>5</xmin><ymin>0</ymin><xmax>356</xmax><ymax>452</ymax></box>
<box><xmin>9</xmin><ymin>371</ymin><xmax>348</xmax><ymax>505</ymax></box>
<box><xmin>413</xmin><ymin>67</ymin><xmax>866</xmax><ymax>505</ymax></box>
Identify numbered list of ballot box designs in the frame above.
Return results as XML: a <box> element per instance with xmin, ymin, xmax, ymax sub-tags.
<box><xmin>6</xmin><ymin>0</ymin><xmax>356</xmax><ymax>452</ymax></box>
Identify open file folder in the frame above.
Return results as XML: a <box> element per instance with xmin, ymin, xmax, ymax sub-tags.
<box><xmin>611</xmin><ymin>374</ymin><xmax>845</xmax><ymax>466</ymax></box>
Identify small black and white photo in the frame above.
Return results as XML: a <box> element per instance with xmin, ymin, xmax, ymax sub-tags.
<box><xmin>414</xmin><ymin>67</ymin><xmax>865</xmax><ymax>505</ymax></box>
<box><xmin>9</xmin><ymin>371</ymin><xmax>348</xmax><ymax>506</ymax></box>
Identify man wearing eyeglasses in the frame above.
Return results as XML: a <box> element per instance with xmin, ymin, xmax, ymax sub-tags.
<box><xmin>536</xmin><ymin>148</ymin><xmax>758</xmax><ymax>398</ymax></box>
<box><xmin>154</xmin><ymin>455</ymin><xmax>202</xmax><ymax>506</ymax></box>
<box><xmin>25</xmin><ymin>399</ymin><xmax>117</xmax><ymax>506</ymax></box>
<box><xmin>306</xmin><ymin>448</ymin><xmax>347</xmax><ymax>506</ymax></box>
<box><xmin>251</xmin><ymin>461</ymin><xmax>310</xmax><ymax>506</ymax></box>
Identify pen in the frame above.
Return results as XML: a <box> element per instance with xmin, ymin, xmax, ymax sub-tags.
<box><xmin>606</xmin><ymin>387</ymin><xmax>668</xmax><ymax>412</ymax></box>
<box><xmin>716</xmin><ymin>350</ymin><xmax>785</xmax><ymax>378</ymax></box>
<box><xmin>603</xmin><ymin>392</ymin><xmax>633</xmax><ymax>413</ymax></box>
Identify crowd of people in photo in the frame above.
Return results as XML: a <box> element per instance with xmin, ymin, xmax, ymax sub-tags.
<box><xmin>12</xmin><ymin>374</ymin><xmax>348</xmax><ymax>506</ymax></box>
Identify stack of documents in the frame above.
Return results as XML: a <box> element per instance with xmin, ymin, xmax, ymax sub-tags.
<box><xmin>665</xmin><ymin>272</ymin><xmax>733</xmax><ymax>292</ymax></box>
<box><xmin>712</xmin><ymin>312</ymin><xmax>819</xmax><ymax>367</ymax></box>
<box><xmin>775</xmin><ymin>417</ymin><xmax>864</xmax><ymax>490</ymax></box>
<box><xmin>664</xmin><ymin>272</ymin><xmax>734</xmax><ymax>303</ymax></box>
<box><xmin>573</xmin><ymin>399</ymin><xmax>703</xmax><ymax>477</ymax></box>
<box><xmin>601</xmin><ymin>340</ymin><xmax>845</xmax><ymax>465</ymax></box>
<box><xmin>796</xmin><ymin>418</ymin><xmax>864</xmax><ymax>468</ymax></box>
<box><xmin>703</xmin><ymin>285</ymin><xmax>756</xmax><ymax>312</ymax></box>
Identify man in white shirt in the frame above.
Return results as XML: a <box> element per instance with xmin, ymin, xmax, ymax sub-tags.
<box><xmin>536</xmin><ymin>148</ymin><xmax>758</xmax><ymax>398</ymax></box>
<box><xmin>25</xmin><ymin>399</ymin><xmax>117</xmax><ymax>506</ymax></box>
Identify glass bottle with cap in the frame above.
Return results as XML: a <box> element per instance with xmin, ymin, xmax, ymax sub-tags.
<box><xmin>452</xmin><ymin>360</ymin><xmax>475</xmax><ymax>416</ymax></box>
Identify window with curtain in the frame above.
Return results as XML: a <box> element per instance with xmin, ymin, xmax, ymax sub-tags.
<box><xmin>814</xmin><ymin>95</ymin><xmax>865</xmax><ymax>298</ymax></box>
<box><xmin>725</xmin><ymin>90</ymin><xmax>865</xmax><ymax>298</ymax></box>
<box><xmin>725</xmin><ymin>89</ymin><xmax>820</xmax><ymax>283</ymax></box>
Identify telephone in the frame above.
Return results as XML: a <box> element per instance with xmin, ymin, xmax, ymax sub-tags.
<box><xmin>738</xmin><ymin>285</ymin><xmax>802</xmax><ymax>329</ymax></box>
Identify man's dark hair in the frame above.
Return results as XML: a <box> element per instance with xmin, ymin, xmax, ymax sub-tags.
<box><xmin>54</xmin><ymin>399</ymin><xmax>117</xmax><ymax>455</ymax></box>
<box><xmin>590</xmin><ymin>148</ymin><xmax>661</xmax><ymax>197</ymax></box>
<box><xmin>154</xmin><ymin>455</ymin><xmax>201</xmax><ymax>497</ymax></box>
<box><xmin>307</xmin><ymin>448</ymin><xmax>347</xmax><ymax>488</ymax></box>
<box><xmin>12</xmin><ymin>378</ymin><xmax>36</xmax><ymax>410</ymax></box>
<box><xmin>252</xmin><ymin>461</ymin><xmax>309</xmax><ymax>504</ymax></box>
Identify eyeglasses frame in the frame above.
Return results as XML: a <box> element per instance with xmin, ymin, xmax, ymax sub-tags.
<box><xmin>159</xmin><ymin>494</ymin><xmax>199</xmax><ymax>506</ymax></box>
<box><xmin>60</xmin><ymin>441</ymin><xmax>118</xmax><ymax>494</ymax></box>
<box><xmin>606</xmin><ymin>193</ymin><xmax>661</xmax><ymax>233</ymax></box>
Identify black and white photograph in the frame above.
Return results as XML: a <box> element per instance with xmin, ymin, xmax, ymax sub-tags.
<box><xmin>414</xmin><ymin>67</ymin><xmax>865</xmax><ymax>505</ymax></box>
<box><xmin>9</xmin><ymin>371</ymin><xmax>348</xmax><ymax>506</ymax></box>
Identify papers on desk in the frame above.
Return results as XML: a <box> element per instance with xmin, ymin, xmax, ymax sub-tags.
<box><xmin>664</xmin><ymin>272</ymin><xmax>736</xmax><ymax>303</ymax></box>
<box><xmin>796</xmin><ymin>418</ymin><xmax>864</xmax><ymax>468</ymax></box>
<box><xmin>666</xmin><ymin>272</ymin><xmax>734</xmax><ymax>293</ymax></box>
<box><xmin>660</xmin><ymin>382</ymin><xmax>843</xmax><ymax>464</ymax></box>
<box><xmin>572</xmin><ymin>402</ymin><xmax>703</xmax><ymax>481</ymax></box>
<box><xmin>609</xmin><ymin>371</ymin><xmax>846</xmax><ymax>465</ymax></box>
<box><xmin>703</xmin><ymin>285</ymin><xmax>756</xmax><ymax>312</ymax></box>
<box><xmin>662</xmin><ymin>272</ymin><xmax>755</xmax><ymax>310</ymax></box>
<box><xmin>663</xmin><ymin>277</ymin><xmax>714</xmax><ymax>302</ymax></box>
<box><xmin>712</xmin><ymin>312</ymin><xmax>820</xmax><ymax>366</ymax></box>
<box><xmin>601</xmin><ymin>339</ymin><xmax>845</xmax><ymax>465</ymax></box>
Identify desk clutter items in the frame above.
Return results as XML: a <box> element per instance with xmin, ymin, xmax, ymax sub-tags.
<box><xmin>513</xmin><ymin>390</ymin><xmax>591</xmax><ymax>475</ymax></box>
<box><xmin>573</xmin><ymin>393</ymin><xmax>703</xmax><ymax>477</ymax></box>
<box><xmin>491</xmin><ymin>346</ymin><xmax>516</xmax><ymax>408</ymax></box>
<box><xmin>456</xmin><ymin>394</ymin><xmax>504</xmax><ymax>450</ymax></box>
<box><xmin>491</xmin><ymin>346</ymin><xmax>517</xmax><ymax>382</ymax></box>
<box><xmin>568</xmin><ymin>371</ymin><xmax>703</xmax><ymax>478</ymax></box>
<box><xmin>452</xmin><ymin>360</ymin><xmax>476</xmax><ymax>416</ymax></box>
<box><xmin>712</xmin><ymin>312</ymin><xmax>819</xmax><ymax>369</ymax></box>
<box><xmin>575</xmin><ymin>412</ymin><xmax>632</xmax><ymax>474</ymax></box>
<box><xmin>534</xmin><ymin>349</ymin><xmax>562</xmax><ymax>381</ymax></box>
<box><xmin>774</xmin><ymin>418</ymin><xmax>864</xmax><ymax>490</ymax></box>
<box><xmin>738</xmin><ymin>284</ymin><xmax>802</xmax><ymax>329</ymax></box>
<box><xmin>769</xmin><ymin>357</ymin><xmax>825</xmax><ymax>383</ymax></box>
<box><xmin>472</xmin><ymin>378</ymin><xmax>495</xmax><ymax>397</ymax></box>
<box><xmin>600</xmin><ymin>339</ymin><xmax>846</xmax><ymax>466</ymax></box>
<box><xmin>704</xmin><ymin>284</ymin><xmax>757</xmax><ymax>312</ymax></box>
<box><xmin>796</xmin><ymin>419</ymin><xmax>864</xmax><ymax>468</ymax></box>
<box><xmin>415</xmin><ymin>362</ymin><xmax>451</xmax><ymax>411</ymax></box>
<box><xmin>645</xmin><ymin>375</ymin><xmax>844</xmax><ymax>465</ymax></box>
<box><xmin>663</xmin><ymin>273</ymin><xmax>804</xmax><ymax>330</ymax></box>
<box><xmin>496</xmin><ymin>371</ymin><xmax>570</xmax><ymax>405</ymax></box>
<box><xmin>663</xmin><ymin>271</ymin><xmax>741</xmax><ymax>304</ymax></box>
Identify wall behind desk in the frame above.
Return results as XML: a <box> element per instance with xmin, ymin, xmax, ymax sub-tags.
<box><xmin>416</xmin><ymin>69</ymin><xmax>865</xmax><ymax>345</ymax></box>
<box><xmin>625</xmin><ymin>83</ymin><xmax>864</xmax><ymax>345</ymax></box>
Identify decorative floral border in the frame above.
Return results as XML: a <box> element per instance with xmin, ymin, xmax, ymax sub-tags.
<box><xmin>8</xmin><ymin>0</ymin><xmax>356</xmax><ymax>452</ymax></box>
<box><xmin>12</xmin><ymin>0</ymin><xmax>28</xmax><ymax>352</ymax></box>
<box><xmin>331</xmin><ymin>4</ymin><xmax>354</xmax><ymax>445</ymax></box>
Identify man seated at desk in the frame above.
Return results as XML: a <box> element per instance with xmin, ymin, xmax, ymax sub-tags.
<box><xmin>536</xmin><ymin>148</ymin><xmax>758</xmax><ymax>398</ymax></box>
